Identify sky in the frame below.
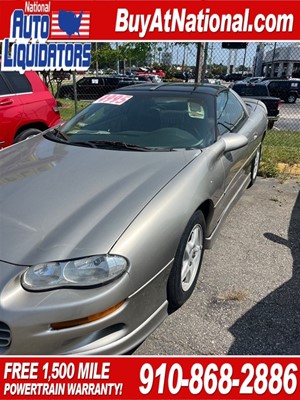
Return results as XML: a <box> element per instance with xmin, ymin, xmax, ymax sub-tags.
<box><xmin>155</xmin><ymin>41</ymin><xmax>297</xmax><ymax>69</ymax></box>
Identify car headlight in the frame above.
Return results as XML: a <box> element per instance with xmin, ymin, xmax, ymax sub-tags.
<box><xmin>21</xmin><ymin>255</ymin><xmax>128</xmax><ymax>291</ymax></box>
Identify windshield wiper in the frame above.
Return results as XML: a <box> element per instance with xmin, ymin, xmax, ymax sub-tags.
<box><xmin>45</xmin><ymin>127</ymin><xmax>69</xmax><ymax>141</ymax></box>
<box><xmin>69</xmin><ymin>140</ymin><xmax>168</xmax><ymax>152</ymax></box>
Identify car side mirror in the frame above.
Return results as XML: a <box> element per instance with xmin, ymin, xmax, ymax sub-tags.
<box><xmin>222</xmin><ymin>133</ymin><xmax>248</xmax><ymax>152</ymax></box>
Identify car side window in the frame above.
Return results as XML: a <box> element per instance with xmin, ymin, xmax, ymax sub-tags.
<box><xmin>216</xmin><ymin>90</ymin><xmax>246</xmax><ymax>135</ymax></box>
<box><xmin>104</xmin><ymin>78</ymin><xmax>119</xmax><ymax>86</ymax></box>
<box><xmin>269</xmin><ymin>82</ymin><xmax>278</xmax><ymax>89</ymax></box>
<box><xmin>2</xmin><ymin>72</ymin><xmax>32</xmax><ymax>94</ymax></box>
<box><xmin>0</xmin><ymin>74</ymin><xmax>11</xmax><ymax>96</ymax></box>
<box><xmin>77</xmin><ymin>78</ymin><xmax>89</xmax><ymax>86</ymax></box>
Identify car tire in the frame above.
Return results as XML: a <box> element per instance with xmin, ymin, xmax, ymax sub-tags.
<box><xmin>167</xmin><ymin>210</ymin><xmax>205</xmax><ymax>312</ymax></box>
<box><xmin>286</xmin><ymin>94</ymin><xmax>296</xmax><ymax>103</ymax></box>
<box><xmin>14</xmin><ymin>128</ymin><xmax>42</xmax><ymax>143</ymax></box>
<box><xmin>248</xmin><ymin>144</ymin><xmax>262</xmax><ymax>188</ymax></box>
<box><xmin>267</xmin><ymin>120</ymin><xmax>274</xmax><ymax>130</ymax></box>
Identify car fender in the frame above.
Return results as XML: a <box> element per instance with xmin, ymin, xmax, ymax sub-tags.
<box><xmin>110</xmin><ymin>148</ymin><xmax>224</xmax><ymax>293</ymax></box>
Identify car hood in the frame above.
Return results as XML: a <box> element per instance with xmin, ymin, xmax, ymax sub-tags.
<box><xmin>0</xmin><ymin>136</ymin><xmax>199</xmax><ymax>265</ymax></box>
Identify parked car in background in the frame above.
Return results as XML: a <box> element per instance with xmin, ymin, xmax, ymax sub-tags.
<box><xmin>57</xmin><ymin>76</ymin><xmax>141</xmax><ymax>100</ymax></box>
<box><xmin>135</xmin><ymin>74</ymin><xmax>162</xmax><ymax>83</ymax></box>
<box><xmin>0</xmin><ymin>83</ymin><xmax>267</xmax><ymax>355</ymax></box>
<box><xmin>0</xmin><ymin>71</ymin><xmax>62</xmax><ymax>148</ymax></box>
<box><xmin>262</xmin><ymin>79</ymin><xmax>300</xmax><ymax>103</ymax></box>
<box><xmin>223</xmin><ymin>73</ymin><xmax>243</xmax><ymax>82</ymax></box>
<box><xmin>148</xmin><ymin>74</ymin><xmax>163</xmax><ymax>83</ymax></box>
<box><xmin>260</xmin><ymin>76</ymin><xmax>288</xmax><ymax>81</ymax></box>
<box><xmin>208</xmin><ymin>78</ymin><xmax>222</xmax><ymax>85</ymax></box>
<box><xmin>241</xmin><ymin>76</ymin><xmax>264</xmax><ymax>83</ymax></box>
<box><xmin>136</xmin><ymin>75</ymin><xmax>152</xmax><ymax>82</ymax></box>
<box><xmin>52</xmin><ymin>69</ymin><xmax>71</xmax><ymax>81</ymax></box>
<box><xmin>136</xmin><ymin>68</ymin><xmax>166</xmax><ymax>79</ymax></box>
<box><xmin>231</xmin><ymin>82</ymin><xmax>281</xmax><ymax>129</ymax></box>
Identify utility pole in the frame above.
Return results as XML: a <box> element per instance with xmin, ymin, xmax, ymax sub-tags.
<box><xmin>95</xmin><ymin>42</ymin><xmax>99</xmax><ymax>77</ymax></box>
<box><xmin>201</xmin><ymin>42</ymin><xmax>209</xmax><ymax>83</ymax></box>
<box><xmin>209</xmin><ymin>43</ymin><xmax>214</xmax><ymax>76</ymax></box>
<box><xmin>241</xmin><ymin>45</ymin><xmax>248</xmax><ymax>76</ymax></box>
<box><xmin>227</xmin><ymin>49</ymin><xmax>233</xmax><ymax>73</ymax></box>
<box><xmin>271</xmin><ymin>42</ymin><xmax>277</xmax><ymax>77</ymax></box>
<box><xmin>195</xmin><ymin>43</ymin><xmax>204</xmax><ymax>83</ymax></box>
<box><xmin>116</xmin><ymin>42</ymin><xmax>120</xmax><ymax>75</ymax></box>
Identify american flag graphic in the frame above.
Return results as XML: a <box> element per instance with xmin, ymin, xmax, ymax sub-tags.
<box><xmin>50</xmin><ymin>11</ymin><xmax>90</xmax><ymax>39</ymax></box>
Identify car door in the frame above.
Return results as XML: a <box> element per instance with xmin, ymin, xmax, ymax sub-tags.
<box><xmin>3</xmin><ymin>71</ymin><xmax>41</xmax><ymax>128</ymax></box>
<box><xmin>0</xmin><ymin>73</ymin><xmax>24</xmax><ymax>147</ymax></box>
<box><xmin>213</xmin><ymin>90</ymin><xmax>255</xmax><ymax>222</ymax></box>
<box><xmin>267</xmin><ymin>81</ymin><xmax>281</xmax><ymax>98</ymax></box>
<box><xmin>76</xmin><ymin>77</ymin><xmax>104</xmax><ymax>100</ymax></box>
<box><xmin>76</xmin><ymin>78</ymin><xmax>90</xmax><ymax>99</ymax></box>
<box><xmin>89</xmin><ymin>77</ymin><xmax>105</xmax><ymax>99</ymax></box>
<box><xmin>290</xmin><ymin>81</ymin><xmax>300</xmax><ymax>96</ymax></box>
<box><xmin>103</xmin><ymin>78</ymin><xmax>120</xmax><ymax>95</ymax></box>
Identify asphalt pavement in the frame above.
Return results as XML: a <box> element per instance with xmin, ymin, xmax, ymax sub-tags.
<box><xmin>134</xmin><ymin>177</ymin><xmax>300</xmax><ymax>355</ymax></box>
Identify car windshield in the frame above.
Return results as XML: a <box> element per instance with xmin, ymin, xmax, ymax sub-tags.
<box><xmin>56</xmin><ymin>92</ymin><xmax>216</xmax><ymax>150</ymax></box>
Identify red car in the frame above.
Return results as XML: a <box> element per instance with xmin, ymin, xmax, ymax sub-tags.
<box><xmin>136</xmin><ymin>68</ymin><xmax>166</xmax><ymax>78</ymax></box>
<box><xmin>0</xmin><ymin>71</ymin><xmax>62</xmax><ymax>148</ymax></box>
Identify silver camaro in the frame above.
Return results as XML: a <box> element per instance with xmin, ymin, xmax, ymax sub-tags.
<box><xmin>0</xmin><ymin>83</ymin><xmax>267</xmax><ymax>355</ymax></box>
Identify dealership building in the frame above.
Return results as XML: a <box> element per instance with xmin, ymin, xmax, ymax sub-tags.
<box><xmin>262</xmin><ymin>44</ymin><xmax>300</xmax><ymax>78</ymax></box>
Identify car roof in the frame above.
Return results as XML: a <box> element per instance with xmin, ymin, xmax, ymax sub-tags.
<box><xmin>115</xmin><ymin>82</ymin><xmax>226</xmax><ymax>96</ymax></box>
<box><xmin>262</xmin><ymin>79</ymin><xmax>298</xmax><ymax>83</ymax></box>
<box><xmin>234</xmin><ymin>82</ymin><xmax>266</xmax><ymax>86</ymax></box>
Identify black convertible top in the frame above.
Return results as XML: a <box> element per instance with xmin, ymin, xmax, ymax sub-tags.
<box><xmin>116</xmin><ymin>82</ymin><xmax>226</xmax><ymax>96</ymax></box>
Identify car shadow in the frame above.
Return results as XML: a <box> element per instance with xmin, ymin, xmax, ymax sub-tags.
<box><xmin>228</xmin><ymin>191</ymin><xmax>300</xmax><ymax>354</ymax></box>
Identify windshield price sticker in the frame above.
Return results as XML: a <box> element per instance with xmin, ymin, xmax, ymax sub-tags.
<box><xmin>95</xmin><ymin>94</ymin><xmax>133</xmax><ymax>105</ymax></box>
<box><xmin>139</xmin><ymin>361</ymin><xmax>298</xmax><ymax>397</ymax></box>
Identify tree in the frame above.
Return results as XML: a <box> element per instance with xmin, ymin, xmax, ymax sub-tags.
<box><xmin>117</xmin><ymin>43</ymin><xmax>153</xmax><ymax>67</ymax></box>
<box><xmin>91</xmin><ymin>43</ymin><xmax>118</xmax><ymax>71</ymax></box>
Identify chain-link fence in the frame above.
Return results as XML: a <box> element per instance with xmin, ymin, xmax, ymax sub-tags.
<box><xmin>43</xmin><ymin>41</ymin><xmax>300</xmax><ymax>173</ymax></box>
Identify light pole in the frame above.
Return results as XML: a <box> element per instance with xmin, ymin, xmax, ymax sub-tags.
<box><xmin>271</xmin><ymin>42</ymin><xmax>277</xmax><ymax>77</ymax></box>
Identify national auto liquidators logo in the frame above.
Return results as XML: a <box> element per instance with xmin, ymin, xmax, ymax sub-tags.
<box><xmin>50</xmin><ymin>9</ymin><xmax>91</xmax><ymax>40</ymax></box>
<box><xmin>1</xmin><ymin>1</ymin><xmax>91</xmax><ymax>73</ymax></box>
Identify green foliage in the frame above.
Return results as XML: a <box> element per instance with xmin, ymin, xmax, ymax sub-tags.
<box><xmin>259</xmin><ymin>159</ymin><xmax>280</xmax><ymax>178</ymax></box>
<box><xmin>91</xmin><ymin>43</ymin><xmax>118</xmax><ymax>70</ymax></box>
<box><xmin>259</xmin><ymin>130</ymin><xmax>300</xmax><ymax>177</ymax></box>
<box><xmin>262</xmin><ymin>130</ymin><xmax>300</xmax><ymax>164</ymax></box>
<box><xmin>153</xmin><ymin>63</ymin><xmax>180</xmax><ymax>79</ymax></box>
<box><xmin>209</xmin><ymin>63</ymin><xmax>227</xmax><ymax>77</ymax></box>
<box><xmin>58</xmin><ymin>98</ymin><xmax>91</xmax><ymax>120</ymax></box>
<box><xmin>117</xmin><ymin>43</ymin><xmax>153</xmax><ymax>65</ymax></box>
<box><xmin>91</xmin><ymin>43</ymin><xmax>154</xmax><ymax>70</ymax></box>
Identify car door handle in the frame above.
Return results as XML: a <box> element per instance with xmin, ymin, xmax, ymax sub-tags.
<box><xmin>0</xmin><ymin>99</ymin><xmax>13</xmax><ymax>106</ymax></box>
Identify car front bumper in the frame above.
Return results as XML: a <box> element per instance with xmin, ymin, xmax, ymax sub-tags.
<box><xmin>0</xmin><ymin>260</ymin><xmax>172</xmax><ymax>355</ymax></box>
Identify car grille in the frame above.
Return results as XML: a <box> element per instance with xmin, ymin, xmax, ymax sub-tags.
<box><xmin>0</xmin><ymin>322</ymin><xmax>11</xmax><ymax>348</ymax></box>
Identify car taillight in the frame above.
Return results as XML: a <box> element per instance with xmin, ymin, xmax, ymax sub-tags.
<box><xmin>278</xmin><ymin>101</ymin><xmax>283</xmax><ymax>109</ymax></box>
